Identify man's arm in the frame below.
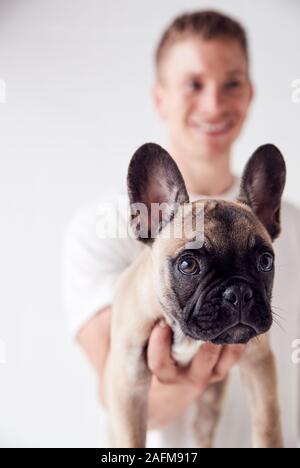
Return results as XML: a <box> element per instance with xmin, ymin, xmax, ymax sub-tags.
<box><xmin>77</xmin><ymin>307</ymin><xmax>204</xmax><ymax>430</ymax></box>
<box><xmin>76</xmin><ymin>306</ymin><xmax>111</xmax><ymax>395</ymax></box>
<box><xmin>77</xmin><ymin>307</ymin><xmax>245</xmax><ymax>431</ymax></box>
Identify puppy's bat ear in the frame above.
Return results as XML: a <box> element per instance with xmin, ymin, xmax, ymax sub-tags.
<box><xmin>127</xmin><ymin>142</ymin><xmax>189</xmax><ymax>244</ymax></box>
<box><xmin>238</xmin><ymin>144</ymin><xmax>286</xmax><ymax>241</ymax></box>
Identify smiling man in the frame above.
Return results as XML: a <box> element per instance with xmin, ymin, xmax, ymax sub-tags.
<box><xmin>62</xmin><ymin>10</ymin><xmax>300</xmax><ymax>448</ymax></box>
<box><xmin>151</xmin><ymin>13</ymin><xmax>252</xmax><ymax>199</ymax></box>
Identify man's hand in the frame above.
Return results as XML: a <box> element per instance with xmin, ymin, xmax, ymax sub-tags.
<box><xmin>147</xmin><ymin>319</ymin><xmax>245</xmax><ymax>430</ymax></box>
<box><xmin>78</xmin><ymin>309</ymin><xmax>245</xmax><ymax>431</ymax></box>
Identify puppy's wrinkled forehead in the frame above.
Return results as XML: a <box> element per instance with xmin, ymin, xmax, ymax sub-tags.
<box><xmin>157</xmin><ymin>199</ymin><xmax>272</xmax><ymax>257</ymax></box>
<box><xmin>201</xmin><ymin>200</ymin><xmax>272</xmax><ymax>252</ymax></box>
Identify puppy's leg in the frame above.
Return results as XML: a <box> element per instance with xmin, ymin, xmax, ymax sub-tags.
<box><xmin>192</xmin><ymin>379</ymin><xmax>228</xmax><ymax>448</ymax></box>
<box><xmin>103</xmin><ymin>340</ymin><xmax>152</xmax><ymax>448</ymax></box>
<box><xmin>240</xmin><ymin>335</ymin><xmax>283</xmax><ymax>448</ymax></box>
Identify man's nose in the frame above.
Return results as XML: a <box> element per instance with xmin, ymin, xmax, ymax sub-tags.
<box><xmin>223</xmin><ymin>284</ymin><xmax>254</xmax><ymax>309</ymax></box>
<box><xmin>197</xmin><ymin>86</ymin><xmax>225</xmax><ymax>116</ymax></box>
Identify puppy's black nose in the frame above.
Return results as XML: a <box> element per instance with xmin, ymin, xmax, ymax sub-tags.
<box><xmin>223</xmin><ymin>284</ymin><xmax>253</xmax><ymax>309</ymax></box>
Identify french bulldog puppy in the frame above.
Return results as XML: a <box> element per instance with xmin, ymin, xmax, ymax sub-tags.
<box><xmin>103</xmin><ymin>143</ymin><xmax>286</xmax><ymax>448</ymax></box>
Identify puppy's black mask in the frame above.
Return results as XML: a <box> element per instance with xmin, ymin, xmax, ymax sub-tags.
<box><xmin>127</xmin><ymin>143</ymin><xmax>286</xmax><ymax>345</ymax></box>
<box><xmin>169</xmin><ymin>205</ymin><xmax>275</xmax><ymax>344</ymax></box>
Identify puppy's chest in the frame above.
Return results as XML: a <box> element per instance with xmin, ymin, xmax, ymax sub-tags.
<box><xmin>170</xmin><ymin>322</ymin><xmax>203</xmax><ymax>367</ymax></box>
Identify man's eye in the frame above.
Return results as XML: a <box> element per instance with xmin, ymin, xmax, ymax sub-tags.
<box><xmin>225</xmin><ymin>80</ymin><xmax>242</xmax><ymax>90</ymax></box>
<box><xmin>178</xmin><ymin>256</ymin><xmax>201</xmax><ymax>276</ymax></box>
<box><xmin>187</xmin><ymin>81</ymin><xmax>203</xmax><ymax>92</ymax></box>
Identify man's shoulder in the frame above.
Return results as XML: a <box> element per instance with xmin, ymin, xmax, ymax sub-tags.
<box><xmin>281</xmin><ymin>199</ymin><xmax>300</xmax><ymax>226</ymax></box>
<box><xmin>63</xmin><ymin>188</ymin><xmax>145</xmax><ymax>262</ymax></box>
<box><xmin>66</xmin><ymin>188</ymin><xmax>129</xmax><ymax>235</ymax></box>
<box><xmin>275</xmin><ymin>199</ymin><xmax>300</xmax><ymax>255</ymax></box>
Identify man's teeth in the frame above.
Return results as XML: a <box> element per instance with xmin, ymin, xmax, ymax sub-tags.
<box><xmin>192</xmin><ymin>121</ymin><xmax>231</xmax><ymax>133</ymax></box>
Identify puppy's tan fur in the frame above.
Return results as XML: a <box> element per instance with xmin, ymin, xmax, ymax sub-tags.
<box><xmin>103</xmin><ymin>200</ymin><xmax>283</xmax><ymax>448</ymax></box>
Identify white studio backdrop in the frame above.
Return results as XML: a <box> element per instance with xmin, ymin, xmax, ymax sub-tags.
<box><xmin>0</xmin><ymin>0</ymin><xmax>299</xmax><ymax>447</ymax></box>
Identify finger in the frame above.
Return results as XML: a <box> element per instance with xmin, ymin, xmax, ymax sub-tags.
<box><xmin>186</xmin><ymin>343</ymin><xmax>223</xmax><ymax>389</ymax></box>
<box><xmin>210</xmin><ymin>344</ymin><xmax>246</xmax><ymax>383</ymax></box>
<box><xmin>147</xmin><ymin>320</ymin><xmax>180</xmax><ymax>384</ymax></box>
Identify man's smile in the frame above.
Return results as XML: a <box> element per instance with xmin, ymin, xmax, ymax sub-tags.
<box><xmin>188</xmin><ymin>118</ymin><xmax>235</xmax><ymax>136</ymax></box>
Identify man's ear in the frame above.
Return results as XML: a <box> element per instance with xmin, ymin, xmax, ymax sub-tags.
<box><xmin>238</xmin><ymin>144</ymin><xmax>286</xmax><ymax>241</ymax></box>
<box><xmin>127</xmin><ymin>143</ymin><xmax>189</xmax><ymax>244</ymax></box>
<box><xmin>151</xmin><ymin>82</ymin><xmax>167</xmax><ymax>120</ymax></box>
<box><xmin>248</xmin><ymin>81</ymin><xmax>254</xmax><ymax>108</ymax></box>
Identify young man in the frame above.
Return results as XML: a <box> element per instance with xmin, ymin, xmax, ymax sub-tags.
<box><xmin>62</xmin><ymin>11</ymin><xmax>300</xmax><ymax>448</ymax></box>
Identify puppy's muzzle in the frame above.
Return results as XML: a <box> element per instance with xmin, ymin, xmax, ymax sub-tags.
<box><xmin>182</xmin><ymin>280</ymin><xmax>272</xmax><ymax>345</ymax></box>
<box><xmin>223</xmin><ymin>283</ymin><xmax>254</xmax><ymax>313</ymax></box>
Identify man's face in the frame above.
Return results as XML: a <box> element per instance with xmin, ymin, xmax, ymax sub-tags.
<box><xmin>153</xmin><ymin>37</ymin><xmax>253</xmax><ymax>159</ymax></box>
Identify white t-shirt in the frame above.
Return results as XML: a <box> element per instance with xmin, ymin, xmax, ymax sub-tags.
<box><xmin>62</xmin><ymin>178</ymin><xmax>300</xmax><ymax>448</ymax></box>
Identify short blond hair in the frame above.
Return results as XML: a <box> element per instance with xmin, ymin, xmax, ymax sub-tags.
<box><xmin>155</xmin><ymin>10</ymin><xmax>249</xmax><ymax>74</ymax></box>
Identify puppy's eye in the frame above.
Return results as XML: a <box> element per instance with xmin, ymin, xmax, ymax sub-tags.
<box><xmin>178</xmin><ymin>256</ymin><xmax>200</xmax><ymax>276</ymax></box>
<box><xmin>258</xmin><ymin>253</ymin><xmax>274</xmax><ymax>272</ymax></box>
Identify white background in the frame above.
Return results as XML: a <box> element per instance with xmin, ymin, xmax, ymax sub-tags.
<box><xmin>0</xmin><ymin>0</ymin><xmax>299</xmax><ymax>447</ymax></box>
